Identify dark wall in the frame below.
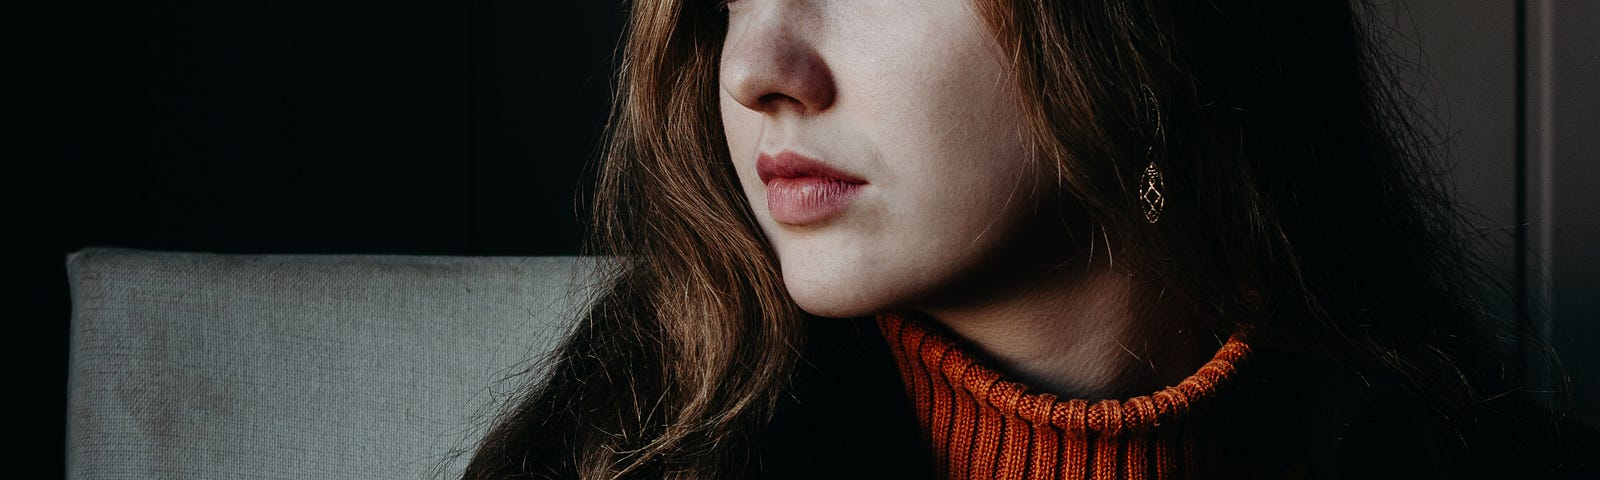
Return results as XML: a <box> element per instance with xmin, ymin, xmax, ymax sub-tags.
<box><xmin>40</xmin><ymin>1</ymin><xmax>623</xmax><ymax>254</ymax></box>
<box><xmin>1397</xmin><ymin>1</ymin><xmax>1600</xmax><ymax>426</ymax></box>
<box><xmin>25</xmin><ymin>1</ymin><xmax>626</xmax><ymax>477</ymax></box>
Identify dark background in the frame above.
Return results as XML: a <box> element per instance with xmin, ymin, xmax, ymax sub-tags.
<box><xmin>18</xmin><ymin>1</ymin><xmax>1599</xmax><ymax>478</ymax></box>
<box><xmin>23</xmin><ymin>1</ymin><xmax>625</xmax><ymax>477</ymax></box>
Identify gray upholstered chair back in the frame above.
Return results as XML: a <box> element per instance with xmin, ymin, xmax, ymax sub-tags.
<box><xmin>66</xmin><ymin>249</ymin><xmax>600</xmax><ymax>479</ymax></box>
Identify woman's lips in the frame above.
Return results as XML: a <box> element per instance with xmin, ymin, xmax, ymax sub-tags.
<box><xmin>757</xmin><ymin>151</ymin><xmax>866</xmax><ymax>226</ymax></box>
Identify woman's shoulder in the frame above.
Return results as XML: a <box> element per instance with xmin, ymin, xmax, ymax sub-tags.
<box><xmin>1217</xmin><ymin>347</ymin><xmax>1460</xmax><ymax>478</ymax></box>
<box><xmin>1231</xmin><ymin>347</ymin><xmax>1599</xmax><ymax>480</ymax></box>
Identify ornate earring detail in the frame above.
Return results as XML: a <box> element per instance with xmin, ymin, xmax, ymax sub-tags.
<box><xmin>1140</xmin><ymin>161</ymin><xmax>1165</xmax><ymax>223</ymax></box>
<box><xmin>1137</xmin><ymin>85</ymin><xmax>1166</xmax><ymax>224</ymax></box>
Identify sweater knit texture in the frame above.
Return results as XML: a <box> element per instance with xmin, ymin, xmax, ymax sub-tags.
<box><xmin>876</xmin><ymin>314</ymin><xmax>1252</xmax><ymax>480</ymax></box>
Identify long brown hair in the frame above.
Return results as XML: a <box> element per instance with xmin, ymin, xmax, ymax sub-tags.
<box><xmin>465</xmin><ymin>0</ymin><xmax>1525</xmax><ymax>477</ymax></box>
<box><xmin>464</xmin><ymin>1</ymin><xmax>802</xmax><ymax>477</ymax></box>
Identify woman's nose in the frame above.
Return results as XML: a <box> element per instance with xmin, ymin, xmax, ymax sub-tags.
<box><xmin>720</xmin><ymin>7</ymin><xmax>836</xmax><ymax>116</ymax></box>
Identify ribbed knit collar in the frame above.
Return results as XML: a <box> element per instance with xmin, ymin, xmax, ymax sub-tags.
<box><xmin>876</xmin><ymin>313</ymin><xmax>1252</xmax><ymax>479</ymax></box>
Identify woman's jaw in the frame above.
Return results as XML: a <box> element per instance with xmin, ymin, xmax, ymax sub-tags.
<box><xmin>719</xmin><ymin>0</ymin><xmax>1038</xmax><ymax>319</ymax></box>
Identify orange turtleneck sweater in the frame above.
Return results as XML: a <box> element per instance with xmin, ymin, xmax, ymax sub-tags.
<box><xmin>876</xmin><ymin>314</ymin><xmax>1252</xmax><ymax>480</ymax></box>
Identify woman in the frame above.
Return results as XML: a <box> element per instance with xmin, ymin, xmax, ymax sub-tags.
<box><xmin>465</xmin><ymin>0</ymin><xmax>1591</xmax><ymax>478</ymax></box>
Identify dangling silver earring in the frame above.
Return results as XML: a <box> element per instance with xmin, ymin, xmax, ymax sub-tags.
<box><xmin>1137</xmin><ymin>85</ymin><xmax>1166</xmax><ymax>224</ymax></box>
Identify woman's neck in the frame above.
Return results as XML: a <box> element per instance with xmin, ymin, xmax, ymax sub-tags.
<box><xmin>911</xmin><ymin>257</ymin><xmax>1216</xmax><ymax>400</ymax></box>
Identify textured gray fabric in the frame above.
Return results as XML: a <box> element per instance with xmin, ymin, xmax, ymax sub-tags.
<box><xmin>66</xmin><ymin>249</ymin><xmax>600</xmax><ymax>480</ymax></box>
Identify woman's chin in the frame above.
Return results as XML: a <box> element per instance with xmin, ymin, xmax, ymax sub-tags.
<box><xmin>785</xmin><ymin>289</ymin><xmax>862</xmax><ymax>319</ymax></box>
<box><xmin>782</xmin><ymin>272</ymin><xmax>898</xmax><ymax>319</ymax></box>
